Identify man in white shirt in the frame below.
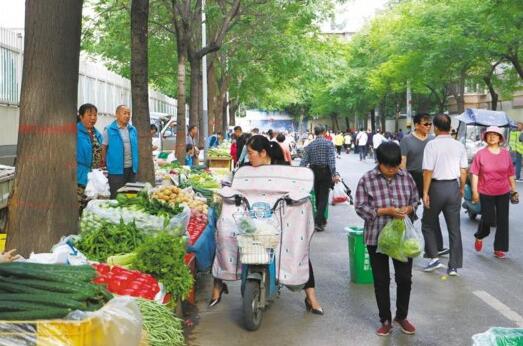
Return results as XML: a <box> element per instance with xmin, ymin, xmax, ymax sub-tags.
<box><xmin>344</xmin><ymin>132</ymin><xmax>353</xmax><ymax>153</ymax></box>
<box><xmin>356</xmin><ymin>128</ymin><xmax>368</xmax><ymax>161</ymax></box>
<box><xmin>421</xmin><ymin>114</ymin><xmax>468</xmax><ymax>276</ymax></box>
<box><xmin>373</xmin><ymin>130</ymin><xmax>386</xmax><ymax>150</ymax></box>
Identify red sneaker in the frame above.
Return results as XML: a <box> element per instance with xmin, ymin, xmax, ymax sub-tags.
<box><xmin>394</xmin><ymin>319</ymin><xmax>416</xmax><ymax>335</ymax></box>
<box><xmin>376</xmin><ymin>322</ymin><xmax>392</xmax><ymax>336</ymax></box>
<box><xmin>494</xmin><ymin>251</ymin><xmax>506</xmax><ymax>259</ymax></box>
<box><xmin>474</xmin><ymin>239</ymin><xmax>483</xmax><ymax>252</ymax></box>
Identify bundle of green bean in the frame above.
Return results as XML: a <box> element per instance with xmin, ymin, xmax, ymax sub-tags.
<box><xmin>136</xmin><ymin>298</ymin><xmax>185</xmax><ymax>346</ymax></box>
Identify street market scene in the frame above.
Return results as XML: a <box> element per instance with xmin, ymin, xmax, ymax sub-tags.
<box><xmin>0</xmin><ymin>0</ymin><xmax>523</xmax><ymax>345</ymax></box>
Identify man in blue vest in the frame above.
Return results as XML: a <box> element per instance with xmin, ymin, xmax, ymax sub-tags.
<box><xmin>102</xmin><ymin>105</ymin><xmax>139</xmax><ymax>198</ymax></box>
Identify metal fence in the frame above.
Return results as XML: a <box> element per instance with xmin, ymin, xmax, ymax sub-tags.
<box><xmin>0</xmin><ymin>26</ymin><xmax>177</xmax><ymax>116</ymax></box>
<box><xmin>0</xmin><ymin>28</ymin><xmax>22</xmax><ymax>105</ymax></box>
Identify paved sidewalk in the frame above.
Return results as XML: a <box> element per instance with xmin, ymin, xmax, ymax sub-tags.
<box><xmin>188</xmin><ymin>153</ymin><xmax>523</xmax><ymax>346</ymax></box>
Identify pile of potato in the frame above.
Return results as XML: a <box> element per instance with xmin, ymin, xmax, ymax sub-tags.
<box><xmin>152</xmin><ymin>186</ymin><xmax>208</xmax><ymax>215</ymax></box>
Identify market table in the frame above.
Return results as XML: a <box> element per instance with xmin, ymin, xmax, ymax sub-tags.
<box><xmin>207</xmin><ymin>157</ymin><xmax>232</xmax><ymax>171</ymax></box>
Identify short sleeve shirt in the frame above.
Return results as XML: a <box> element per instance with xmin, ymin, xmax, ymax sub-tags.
<box><xmin>400</xmin><ymin>134</ymin><xmax>434</xmax><ymax>172</ymax></box>
<box><xmin>470</xmin><ymin>148</ymin><xmax>514</xmax><ymax>196</ymax></box>
<box><xmin>422</xmin><ymin>135</ymin><xmax>468</xmax><ymax>179</ymax></box>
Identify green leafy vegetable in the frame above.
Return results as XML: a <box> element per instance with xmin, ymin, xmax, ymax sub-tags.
<box><xmin>132</xmin><ymin>232</ymin><xmax>193</xmax><ymax>301</ymax></box>
<box><xmin>76</xmin><ymin>216</ymin><xmax>146</xmax><ymax>262</ymax></box>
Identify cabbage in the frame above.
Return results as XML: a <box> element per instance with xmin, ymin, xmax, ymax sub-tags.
<box><xmin>378</xmin><ymin>219</ymin><xmax>407</xmax><ymax>262</ymax></box>
<box><xmin>402</xmin><ymin>238</ymin><xmax>422</xmax><ymax>257</ymax></box>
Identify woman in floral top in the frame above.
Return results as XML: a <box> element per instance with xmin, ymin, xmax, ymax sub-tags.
<box><xmin>355</xmin><ymin>142</ymin><xmax>419</xmax><ymax>337</ymax></box>
<box><xmin>76</xmin><ymin>103</ymin><xmax>104</xmax><ymax>214</ymax></box>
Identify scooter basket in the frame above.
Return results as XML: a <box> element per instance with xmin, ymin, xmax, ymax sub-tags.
<box><xmin>237</xmin><ymin>233</ymin><xmax>279</xmax><ymax>264</ymax></box>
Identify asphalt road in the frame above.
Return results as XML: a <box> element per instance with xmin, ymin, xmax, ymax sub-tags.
<box><xmin>188</xmin><ymin>152</ymin><xmax>523</xmax><ymax>346</ymax></box>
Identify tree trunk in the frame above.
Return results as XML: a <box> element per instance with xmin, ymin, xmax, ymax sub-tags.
<box><xmin>222</xmin><ymin>95</ymin><xmax>228</xmax><ymax>133</ymax></box>
<box><xmin>175</xmin><ymin>51</ymin><xmax>188</xmax><ymax>163</ymax></box>
<box><xmin>6</xmin><ymin>0</ymin><xmax>83</xmax><ymax>256</ymax></box>
<box><xmin>207</xmin><ymin>61</ymin><xmax>218</xmax><ymax>136</ymax></box>
<box><xmin>507</xmin><ymin>53</ymin><xmax>523</xmax><ymax>80</ymax></box>
<box><xmin>344</xmin><ymin>116</ymin><xmax>350</xmax><ymax>130</ymax></box>
<box><xmin>379</xmin><ymin>102</ymin><xmax>386</xmax><ymax>133</ymax></box>
<box><xmin>370</xmin><ymin>109</ymin><xmax>376</xmax><ymax>134</ymax></box>
<box><xmin>395</xmin><ymin>103</ymin><xmax>400</xmax><ymax>133</ymax></box>
<box><xmin>483</xmin><ymin>75</ymin><xmax>499</xmax><ymax>111</ymax></box>
<box><xmin>229</xmin><ymin>101</ymin><xmax>238</xmax><ymax>126</ymax></box>
<box><xmin>131</xmin><ymin>0</ymin><xmax>154</xmax><ymax>184</ymax></box>
<box><xmin>189</xmin><ymin>58</ymin><xmax>201</xmax><ymax>134</ymax></box>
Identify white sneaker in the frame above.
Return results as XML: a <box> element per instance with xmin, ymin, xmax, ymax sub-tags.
<box><xmin>423</xmin><ymin>259</ymin><xmax>444</xmax><ymax>272</ymax></box>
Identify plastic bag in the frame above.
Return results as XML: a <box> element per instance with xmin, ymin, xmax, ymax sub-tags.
<box><xmin>472</xmin><ymin>327</ymin><xmax>523</xmax><ymax>346</ymax></box>
<box><xmin>331</xmin><ymin>182</ymin><xmax>348</xmax><ymax>204</ymax></box>
<box><xmin>84</xmin><ymin>199</ymin><xmax>190</xmax><ymax>235</ymax></box>
<box><xmin>402</xmin><ymin>217</ymin><xmax>424</xmax><ymax>258</ymax></box>
<box><xmin>85</xmin><ymin>169</ymin><xmax>110</xmax><ymax>199</ymax></box>
<box><xmin>377</xmin><ymin>218</ymin><xmax>407</xmax><ymax>262</ymax></box>
<box><xmin>378</xmin><ymin>217</ymin><xmax>424</xmax><ymax>262</ymax></box>
<box><xmin>0</xmin><ymin>297</ymin><xmax>143</xmax><ymax>346</ymax></box>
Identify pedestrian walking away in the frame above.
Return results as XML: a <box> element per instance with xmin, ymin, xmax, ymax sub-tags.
<box><xmin>400</xmin><ymin>113</ymin><xmax>448</xmax><ymax>257</ymax></box>
<box><xmin>470</xmin><ymin>126</ymin><xmax>517</xmax><ymax>259</ymax></box>
<box><xmin>102</xmin><ymin>105</ymin><xmax>138</xmax><ymax>199</ymax></box>
<box><xmin>344</xmin><ymin>131</ymin><xmax>353</xmax><ymax>154</ymax></box>
<box><xmin>300</xmin><ymin>125</ymin><xmax>340</xmax><ymax>232</ymax></box>
<box><xmin>356</xmin><ymin>129</ymin><xmax>368</xmax><ymax>161</ymax></box>
<box><xmin>421</xmin><ymin>114</ymin><xmax>467</xmax><ymax>276</ymax></box>
<box><xmin>334</xmin><ymin>132</ymin><xmax>344</xmax><ymax>158</ymax></box>
<box><xmin>355</xmin><ymin>142</ymin><xmax>419</xmax><ymax>336</ymax></box>
<box><xmin>508</xmin><ymin>122</ymin><xmax>523</xmax><ymax>181</ymax></box>
<box><xmin>76</xmin><ymin>103</ymin><xmax>104</xmax><ymax>214</ymax></box>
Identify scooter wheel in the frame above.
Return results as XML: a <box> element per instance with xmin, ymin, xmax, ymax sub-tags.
<box><xmin>243</xmin><ymin>280</ymin><xmax>263</xmax><ymax>331</ymax></box>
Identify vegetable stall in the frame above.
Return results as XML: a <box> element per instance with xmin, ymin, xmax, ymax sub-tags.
<box><xmin>0</xmin><ymin>162</ymin><xmax>228</xmax><ymax>346</ymax></box>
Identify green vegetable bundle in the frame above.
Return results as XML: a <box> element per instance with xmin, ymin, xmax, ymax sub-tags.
<box><xmin>378</xmin><ymin>219</ymin><xmax>423</xmax><ymax>261</ymax></box>
<box><xmin>136</xmin><ymin>298</ymin><xmax>185</xmax><ymax>346</ymax></box>
<box><xmin>377</xmin><ymin>219</ymin><xmax>407</xmax><ymax>262</ymax></box>
<box><xmin>76</xmin><ymin>216</ymin><xmax>146</xmax><ymax>262</ymax></box>
<box><xmin>0</xmin><ymin>263</ymin><xmax>112</xmax><ymax>320</ymax></box>
<box><xmin>132</xmin><ymin>232</ymin><xmax>193</xmax><ymax>301</ymax></box>
<box><xmin>115</xmin><ymin>191</ymin><xmax>184</xmax><ymax>218</ymax></box>
<box><xmin>208</xmin><ymin>147</ymin><xmax>231</xmax><ymax>159</ymax></box>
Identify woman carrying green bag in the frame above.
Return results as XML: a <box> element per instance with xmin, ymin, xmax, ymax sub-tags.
<box><xmin>355</xmin><ymin>142</ymin><xmax>419</xmax><ymax>337</ymax></box>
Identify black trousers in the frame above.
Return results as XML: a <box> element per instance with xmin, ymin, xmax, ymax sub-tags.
<box><xmin>311</xmin><ymin>165</ymin><xmax>331</xmax><ymax>227</ymax></box>
<box><xmin>108</xmin><ymin>167</ymin><xmax>136</xmax><ymax>198</ymax></box>
<box><xmin>336</xmin><ymin>145</ymin><xmax>342</xmax><ymax>155</ymax></box>
<box><xmin>367</xmin><ymin>246</ymin><xmax>413</xmax><ymax>323</ymax></box>
<box><xmin>474</xmin><ymin>193</ymin><xmax>510</xmax><ymax>251</ymax></box>
<box><xmin>303</xmin><ymin>260</ymin><xmax>315</xmax><ymax>289</ymax></box>
<box><xmin>409</xmin><ymin>171</ymin><xmax>445</xmax><ymax>251</ymax></box>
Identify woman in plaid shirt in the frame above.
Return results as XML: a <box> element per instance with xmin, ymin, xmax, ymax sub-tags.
<box><xmin>355</xmin><ymin>142</ymin><xmax>419</xmax><ymax>336</ymax></box>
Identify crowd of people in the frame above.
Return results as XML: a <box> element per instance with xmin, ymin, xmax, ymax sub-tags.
<box><xmin>68</xmin><ymin>101</ymin><xmax>523</xmax><ymax>337</ymax></box>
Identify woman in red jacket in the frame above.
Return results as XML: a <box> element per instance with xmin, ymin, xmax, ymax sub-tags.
<box><xmin>230</xmin><ymin>138</ymin><xmax>238</xmax><ymax>163</ymax></box>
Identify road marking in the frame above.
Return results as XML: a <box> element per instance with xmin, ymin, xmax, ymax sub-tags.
<box><xmin>473</xmin><ymin>290</ymin><xmax>523</xmax><ymax>327</ymax></box>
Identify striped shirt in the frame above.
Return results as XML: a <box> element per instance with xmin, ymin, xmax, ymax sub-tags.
<box><xmin>300</xmin><ymin>137</ymin><xmax>337</xmax><ymax>176</ymax></box>
<box><xmin>355</xmin><ymin>167</ymin><xmax>419</xmax><ymax>245</ymax></box>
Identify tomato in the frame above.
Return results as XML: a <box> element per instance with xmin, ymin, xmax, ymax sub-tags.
<box><xmin>108</xmin><ymin>280</ymin><xmax>126</xmax><ymax>292</ymax></box>
<box><xmin>92</xmin><ymin>263</ymin><xmax>110</xmax><ymax>274</ymax></box>
<box><xmin>111</xmin><ymin>266</ymin><xmax>133</xmax><ymax>276</ymax></box>
<box><xmin>118</xmin><ymin>288</ymin><xmax>136</xmax><ymax>296</ymax></box>
<box><xmin>94</xmin><ymin>276</ymin><xmax>108</xmax><ymax>284</ymax></box>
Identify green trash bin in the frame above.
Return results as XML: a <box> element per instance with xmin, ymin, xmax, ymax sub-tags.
<box><xmin>346</xmin><ymin>226</ymin><xmax>373</xmax><ymax>284</ymax></box>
